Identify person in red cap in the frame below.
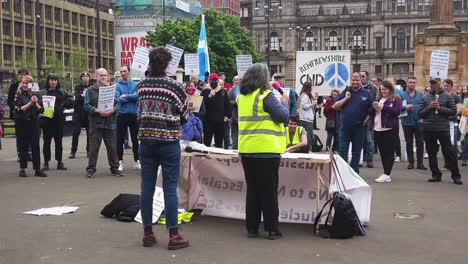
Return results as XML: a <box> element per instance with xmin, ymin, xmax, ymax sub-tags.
<box><xmin>200</xmin><ymin>73</ymin><xmax>231</xmax><ymax>148</ymax></box>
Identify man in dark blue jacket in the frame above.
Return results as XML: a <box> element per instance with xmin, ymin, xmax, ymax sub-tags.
<box><xmin>115</xmin><ymin>65</ymin><xmax>140</xmax><ymax>172</ymax></box>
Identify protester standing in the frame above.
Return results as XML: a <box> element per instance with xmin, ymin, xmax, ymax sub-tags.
<box><xmin>418</xmin><ymin>78</ymin><xmax>462</xmax><ymax>185</ymax></box>
<box><xmin>273</xmin><ymin>73</ymin><xmax>297</xmax><ymax>117</ymax></box>
<box><xmin>13</xmin><ymin>75</ymin><xmax>47</xmax><ymax>177</ymax></box>
<box><xmin>324</xmin><ymin>89</ymin><xmax>339</xmax><ymax>151</ymax></box>
<box><xmin>361</xmin><ymin>71</ymin><xmax>377</xmax><ymax>168</ymax></box>
<box><xmin>84</xmin><ymin>68</ymin><xmax>121</xmax><ymax>178</ymax></box>
<box><xmin>115</xmin><ymin>65</ymin><xmax>140</xmax><ymax>172</ymax></box>
<box><xmin>461</xmin><ymin>102</ymin><xmax>468</xmax><ymax>166</ymax></box>
<box><xmin>39</xmin><ymin>74</ymin><xmax>74</xmax><ymax>171</ymax></box>
<box><xmin>443</xmin><ymin>79</ymin><xmax>462</xmax><ymax>164</ymax></box>
<box><xmin>69</xmin><ymin>72</ymin><xmax>92</xmax><ymax>159</ymax></box>
<box><xmin>368</xmin><ymin>81</ymin><xmax>402</xmax><ymax>183</ymax></box>
<box><xmin>227</xmin><ymin>76</ymin><xmax>240</xmax><ymax>149</ymax></box>
<box><xmin>136</xmin><ymin>47</ymin><xmax>190</xmax><ymax>249</ymax></box>
<box><xmin>7</xmin><ymin>69</ymin><xmax>29</xmax><ymax>159</ymax></box>
<box><xmin>400</xmin><ymin>77</ymin><xmax>427</xmax><ymax>170</ymax></box>
<box><xmin>333</xmin><ymin>72</ymin><xmax>373</xmax><ymax>173</ymax></box>
<box><xmin>238</xmin><ymin>63</ymin><xmax>289</xmax><ymax>240</ymax></box>
<box><xmin>299</xmin><ymin>82</ymin><xmax>316</xmax><ymax>151</ymax></box>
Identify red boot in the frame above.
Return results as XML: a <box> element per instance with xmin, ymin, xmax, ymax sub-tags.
<box><xmin>142</xmin><ymin>227</ymin><xmax>157</xmax><ymax>247</ymax></box>
<box><xmin>168</xmin><ymin>228</ymin><xmax>190</xmax><ymax>250</ymax></box>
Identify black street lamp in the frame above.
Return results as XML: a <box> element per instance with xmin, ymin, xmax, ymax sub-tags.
<box><xmin>349</xmin><ymin>43</ymin><xmax>366</xmax><ymax>72</ymax></box>
<box><xmin>255</xmin><ymin>0</ymin><xmax>282</xmax><ymax>73</ymax></box>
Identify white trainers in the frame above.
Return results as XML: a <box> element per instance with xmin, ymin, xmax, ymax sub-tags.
<box><xmin>375</xmin><ymin>174</ymin><xmax>392</xmax><ymax>183</ymax></box>
<box><xmin>133</xmin><ymin>160</ymin><xmax>141</xmax><ymax>170</ymax></box>
<box><xmin>395</xmin><ymin>156</ymin><xmax>401</xmax><ymax>163</ymax></box>
<box><xmin>118</xmin><ymin>160</ymin><xmax>124</xmax><ymax>172</ymax></box>
<box><xmin>424</xmin><ymin>153</ymin><xmax>429</xmax><ymax>159</ymax></box>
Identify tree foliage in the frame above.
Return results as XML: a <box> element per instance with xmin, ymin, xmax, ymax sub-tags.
<box><xmin>146</xmin><ymin>9</ymin><xmax>261</xmax><ymax>80</ymax></box>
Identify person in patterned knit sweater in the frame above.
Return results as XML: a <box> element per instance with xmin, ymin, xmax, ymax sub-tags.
<box><xmin>136</xmin><ymin>47</ymin><xmax>190</xmax><ymax>250</ymax></box>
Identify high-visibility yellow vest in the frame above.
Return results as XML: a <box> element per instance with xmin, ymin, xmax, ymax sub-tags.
<box><xmin>237</xmin><ymin>89</ymin><xmax>286</xmax><ymax>153</ymax></box>
<box><xmin>286</xmin><ymin>126</ymin><xmax>303</xmax><ymax>147</ymax></box>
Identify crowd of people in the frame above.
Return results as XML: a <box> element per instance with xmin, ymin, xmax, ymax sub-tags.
<box><xmin>1</xmin><ymin>48</ymin><xmax>466</xmax><ymax>248</ymax></box>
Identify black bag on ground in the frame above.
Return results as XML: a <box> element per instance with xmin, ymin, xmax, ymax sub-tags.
<box><xmin>313</xmin><ymin>192</ymin><xmax>366</xmax><ymax>239</ymax></box>
<box><xmin>311</xmin><ymin>134</ymin><xmax>323</xmax><ymax>152</ymax></box>
<box><xmin>101</xmin><ymin>194</ymin><xmax>140</xmax><ymax>222</ymax></box>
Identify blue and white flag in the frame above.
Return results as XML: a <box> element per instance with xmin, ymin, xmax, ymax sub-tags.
<box><xmin>197</xmin><ymin>14</ymin><xmax>210</xmax><ymax>82</ymax></box>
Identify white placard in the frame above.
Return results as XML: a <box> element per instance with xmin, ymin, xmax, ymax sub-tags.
<box><xmin>272</xmin><ymin>87</ymin><xmax>290</xmax><ymax>102</ymax></box>
<box><xmin>430</xmin><ymin>50</ymin><xmax>450</xmax><ymax>80</ymax></box>
<box><xmin>166</xmin><ymin>44</ymin><xmax>184</xmax><ymax>74</ymax></box>
<box><xmin>236</xmin><ymin>55</ymin><xmax>253</xmax><ymax>78</ymax></box>
<box><xmin>295</xmin><ymin>51</ymin><xmax>352</xmax><ymax>95</ymax></box>
<box><xmin>184</xmin><ymin>53</ymin><xmax>199</xmax><ymax>75</ymax></box>
<box><xmin>135</xmin><ymin>186</ymin><xmax>165</xmax><ymax>224</ymax></box>
<box><xmin>97</xmin><ymin>86</ymin><xmax>116</xmax><ymax>111</ymax></box>
<box><xmin>42</xmin><ymin>95</ymin><xmax>56</xmax><ymax>118</ymax></box>
<box><xmin>131</xmin><ymin>46</ymin><xmax>150</xmax><ymax>72</ymax></box>
<box><xmin>28</xmin><ymin>83</ymin><xmax>40</xmax><ymax>92</ymax></box>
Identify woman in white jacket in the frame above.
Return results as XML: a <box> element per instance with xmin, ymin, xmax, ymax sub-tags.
<box><xmin>299</xmin><ymin>82</ymin><xmax>317</xmax><ymax>152</ymax></box>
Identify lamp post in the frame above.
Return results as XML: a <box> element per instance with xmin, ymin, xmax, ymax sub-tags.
<box><xmin>255</xmin><ymin>0</ymin><xmax>283</xmax><ymax>73</ymax></box>
<box><xmin>349</xmin><ymin>43</ymin><xmax>366</xmax><ymax>72</ymax></box>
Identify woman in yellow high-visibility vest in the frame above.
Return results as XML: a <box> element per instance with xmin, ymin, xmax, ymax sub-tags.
<box><xmin>237</xmin><ymin>63</ymin><xmax>289</xmax><ymax>240</ymax></box>
<box><xmin>285</xmin><ymin>116</ymin><xmax>308</xmax><ymax>153</ymax></box>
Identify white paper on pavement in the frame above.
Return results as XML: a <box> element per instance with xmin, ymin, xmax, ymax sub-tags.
<box><xmin>134</xmin><ymin>186</ymin><xmax>165</xmax><ymax>224</ymax></box>
<box><xmin>24</xmin><ymin>206</ymin><xmax>79</xmax><ymax>216</ymax></box>
<box><xmin>97</xmin><ymin>86</ymin><xmax>116</xmax><ymax>111</ymax></box>
<box><xmin>131</xmin><ymin>46</ymin><xmax>150</xmax><ymax>72</ymax></box>
<box><xmin>184</xmin><ymin>53</ymin><xmax>199</xmax><ymax>75</ymax></box>
<box><xmin>166</xmin><ymin>44</ymin><xmax>184</xmax><ymax>74</ymax></box>
<box><xmin>236</xmin><ymin>55</ymin><xmax>253</xmax><ymax>78</ymax></box>
<box><xmin>430</xmin><ymin>50</ymin><xmax>450</xmax><ymax>80</ymax></box>
<box><xmin>272</xmin><ymin>87</ymin><xmax>290</xmax><ymax>102</ymax></box>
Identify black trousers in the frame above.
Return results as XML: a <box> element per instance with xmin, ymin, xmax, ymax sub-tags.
<box><xmin>394</xmin><ymin>126</ymin><xmax>401</xmax><ymax>158</ymax></box>
<box><xmin>203</xmin><ymin>121</ymin><xmax>224</xmax><ymax>148</ymax></box>
<box><xmin>241</xmin><ymin>157</ymin><xmax>280</xmax><ymax>232</ymax></box>
<box><xmin>116</xmin><ymin>114</ymin><xmax>139</xmax><ymax>161</ymax></box>
<box><xmin>375</xmin><ymin>129</ymin><xmax>398</xmax><ymax>176</ymax></box>
<box><xmin>424</xmin><ymin>131</ymin><xmax>461</xmax><ymax>180</ymax></box>
<box><xmin>42</xmin><ymin>117</ymin><xmax>64</xmax><ymax>162</ymax></box>
<box><xmin>16</xmin><ymin>119</ymin><xmax>41</xmax><ymax>170</ymax></box>
<box><xmin>402</xmin><ymin>125</ymin><xmax>424</xmax><ymax>166</ymax></box>
<box><xmin>71</xmin><ymin>118</ymin><xmax>89</xmax><ymax>154</ymax></box>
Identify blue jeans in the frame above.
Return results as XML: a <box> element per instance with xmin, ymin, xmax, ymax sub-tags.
<box><xmin>364</xmin><ymin>129</ymin><xmax>374</xmax><ymax>162</ymax></box>
<box><xmin>223</xmin><ymin>122</ymin><xmax>231</xmax><ymax>149</ymax></box>
<box><xmin>140</xmin><ymin>141</ymin><xmax>181</xmax><ymax>229</ymax></box>
<box><xmin>231</xmin><ymin>123</ymin><xmax>239</xmax><ymax>150</ymax></box>
<box><xmin>339</xmin><ymin>126</ymin><xmax>365</xmax><ymax>173</ymax></box>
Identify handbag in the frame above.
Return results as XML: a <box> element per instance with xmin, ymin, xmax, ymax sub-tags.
<box><xmin>325</xmin><ymin>119</ymin><xmax>336</xmax><ymax>129</ymax></box>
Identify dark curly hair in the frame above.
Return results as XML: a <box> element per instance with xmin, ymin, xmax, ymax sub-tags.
<box><xmin>45</xmin><ymin>73</ymin><xmax>61</xmax><ymax>90</ymax></box>
<box><xmin>148</xmin><ymin>47</ymin><xmax>172</xmax><ymax>77</ymax></box>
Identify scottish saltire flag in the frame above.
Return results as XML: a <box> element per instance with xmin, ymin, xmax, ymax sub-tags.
<box><xmin>198</xmin><ymin>15</ymin><xmax>210</xmax><ymax>81</ymax></box>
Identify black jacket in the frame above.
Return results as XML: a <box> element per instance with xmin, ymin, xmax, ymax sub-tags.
<box><xmin>418</xmin><ymin>90</ymin><xmax>456</xmax><ymax>132</ymax></box>
<box><xmin>7</xmin><ymin>81</ymin><xmax>20</xmax><ymax>119</ymax></box>
<box><xmin>38</xmin><ymin>88</ymin><xmax>74</xmax><ymax>120</ymax></box>
<box><xmin>200</xmin><ymin>88</ymin><xmax>231</xmax><ymax>123</ymax></box>
<box><xmin>13</xmin><ymin>91</ymin><xmax>44</xmax><ymax>121</ymax></box>
<box><xmin>73</xmin><ymin>82</ymin><xmax>92</xmax><ymax>126</ymax></box>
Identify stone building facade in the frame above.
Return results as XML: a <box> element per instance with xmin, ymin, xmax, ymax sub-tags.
<box><xmin>246</xmin><ymin>0</ymin><xmax>468</xmax><ymax>87</ymax></box>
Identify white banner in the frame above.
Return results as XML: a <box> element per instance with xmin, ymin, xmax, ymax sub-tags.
<box><xmin>115</xmin><ymin>29</ymin><xmax>149</xmax><ymax>71</ymax></box>
<box><xmin>295</xmin><ymin>51</ymin><xmax>352</xmax><ymax>96</ymax></box>
<box><xmin>179</xmin><ymin>154</ymin><xmax>371</xmax><ymax>224</ymax></box>
<box><xmin>184</xmin><ymin>53</ymin><xmax>199</xmax><ymax>75</ymax></box>
<box><xmin>236</xmin><ymin>55</ymin><xmax>253</xmax><ymax>78</ymax></box>
<box><xmin>166</xmin><ymin>44</ymin><xmax>184</xmax><ymax>74</ymax></box>
<box><xmin>131</xmin><ymin>46</ymin><xmax>150</xmax><ymax>73</ymax></box>
<box><xmin>430</xmin><ymin>50</ymin><xmax>450</xmax><ymax>80</ymax></box>
<box><xmin>97</xmin><ymin>86</ymin><xmax>116</xmax><ymax>111</ymax></box>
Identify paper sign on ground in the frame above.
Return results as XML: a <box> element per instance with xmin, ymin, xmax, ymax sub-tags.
<box><xmin>135</xmin><ymin>186</ymin><xmax>165</xmax><ymax>224</ymax></box>
<box><xmin>131</xmin><ymin>46</ymin><xmax>150</xmax><ymax>72</ymax></box>
<box><xmin>166</xmin><ymin>44</ymin><xmax>184</xmax><ymax>74</ymax></box>
<box><xmin>189</xmin><ymin>94</ymin><xmax>203</xmax><ymax>113</ymax></box>
<box><xmin>184</xmin><ymin>53</ymin><xmax>199</xmax><ymax>75</ymax></box>
<box><xmin>42</xmin><ymin>95</ymin><xmax>56</xmax><ymax>118</ymax></box>
<box><xmin>97</xmin><ymin>86</ymin><xmax>116</xmax><ymax>111</ymax></box>
<box><xmin>236</xmin><ymin>55</ymin><xmax>253</xmax><ymax>78</ymax></box>
<box><xmin>430</xmin><ymin>50</ymin><xmax>450</xmax><ymax>80</ymax></box>
<box><xmin>24</xmin><ymin>206</ymin><xmax>79</xmax><ymax>216</ymax></box>
<box><xmin>272</xmin><ymin>87</ymin><xmax>290</xmax><ymax>102</ymax></box>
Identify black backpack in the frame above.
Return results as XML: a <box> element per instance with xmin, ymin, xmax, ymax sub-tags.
<box><xmin>313</xmin><ymin>192</ymin><xmax>366</xmax><ymax>239</ymax></box>
<box><xmin>311</xmin><ymin>134</ymin><xmax>323</xmax><ymax>152</ymax></box>
<box><xmin>101</xmin><ymin>194</ymin><xmax>141</xmax><ymax>222</ymax></box>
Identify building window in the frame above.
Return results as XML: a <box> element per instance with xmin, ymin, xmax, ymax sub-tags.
<box><xmin>63</xmin><ymin>10</ymin><xmax>70</xmax><ymax>25</ymax></box>
<box><xmin>64</xmin><ymin>32</ymin><xmax>70</xmax><ymax>45</ymax></box>
<box><xmin>109</xmin><ymin>40</ymin><xmax>114</xmax><ymax>55</ymax></box>
<box><xmin>46</xmin><ymin>28</ymin><xmax>52</xmax><ymax>43</ymax></box>
<box><xmin>311</xmin><ymin>10</ymin><xmax>317</xmax><ymax>16</ymax></box>
<box><xmin>396</xmin><ymin>28</ymin><xmax>406</xmax><ymax>51</ymax></box>
<box><xmin>2</xmin><ymin>0</ymin><xmax>10</xmax><ymax>13</ymax></box>
<box><xmin>72</xmin><ymin>12</ymin><xmax>78</xmax><ymax>26</ymax></box>
<box><xmin>417</xmin><ymin>0</ymin><xmax>431</xmax><ymax>12</ymax></box>
<box><xmin>305</xmin><ymin>31</ymin><xmax>315</xmax><ymax>51</ymax></box>
<box><xmin>45</xmin><ymin>5</ymin><xmax>52</xmax><ymax>22</ymax></box>
<box><xmin>336</xmin><ymin>9</ymin><xmax>340</xmax><ymax>15</ymax></box>
<box><xmin>4</xmin><ymin>45</ymin><xmax>12</xmax><ymax>61</ymax></box>
<box><xmin>25</xmin><ymin>0</ymin><xmax>33</xmax><ymax>17</ymax></box>
<box><xmin>64</xmin><ymin>53</ymin><xmax>70</xmax><ymax>67</ymax></box>
<box><xmin>352</xmin><ymin>30</ymin><xmax>362</xmax><ymax>48</ymax></box>
<box><xmin>350</xmin><ymin>8</ymin><xmax>354</xmax><ymax>14</ymax></box>
<box><xmin>397</xmin><ymin>0</ymin><xmax>406</xmax><ymax>12</ymax></box>
<box><xmin>270</xmin><ymin>32</ymin><xmax>279</xmax><ymax>51</ymax></box>
<box><xmin>101</xmin><ymin>21</ymin><xmax>107</xmax><ymax>34</ymax></box>
<box><xmin>3</xmin><ymin>19</ymin><xmax>11</xmax><ymax>36</ymax></box>
<box><xmin>54</xmin><ymin>8</ymin><xmax>61</xmax><ymax>23</ymax></box>
<box><xmin>270</xmin><ymin>65</ymin><xmax>282</xmax><ymax>76</ymax></box>
<box><xmin>15</xmin><ymin>46</ymin><xmax>23</xmax><ymax>61</ymax></box>
<box><xmin>326</xmin><ymin>9</ymin><xmax>330</xmax><ymax>15</ymax></box>
<box><xmin>88</xmin><ymin>36</ymin><xmax>94</xmax><ymax>50</ymax></box>
<box><xmin>376</xmin><ymin>1</ymin><xmax>382</xmax><ymax>15</ymax></box>
<box><xmin>55</xmin><ymin>29</ymin><xmax>62</xmax><ymax>43</ymax></box>
<box><xmin>80</xmin><ymin>14</ymin><xmax>86</xmax><ymax>28</ymax></box>
<box><xmin>454</xmin><ymin>0</ymin><xmax>462</xmax><ymax>12</ymax></box>
<box><xmin>376</xmin><ymin>37</ymin><xmax>383</xmax><ymax>52</ymax></box>
<box><xmin>25</xmin><ymin>24</ymin><xmax>33</xmax><ymax>40</ymax></box>
<box><xmin>328</xmin><ymin>31</ymin><xmax>339</xmax><ymax>50</ymax></box>
<box><xmin>360</xmin><ymin>8</ymin><xmax>365</xmax><ymax>14</ymax></box>
<box><xmin>80</xmin><ymin>35</ymin><xmax>86</xmax><ymax>48</ymax></box>
<box><xmin>392</xmin><ymin>63</ymin><xmax>409</xmax><ymax>75</ymax></box>
<box><xmin>375</xmin><ymin>65</ymin><xmax>382</xmax><ymax>75</ymax></box>
<box><xmin>88</xmin><ymin>16</ymin><xmax>93</xmax><ymax>29</ymax></box>
<box><xmin>13</xmin><ymin>0</ymin><xmax>21</xmax><ymax>14</ymax></box>
<box><xmin>73</xmin><ymin>33</ymin><xmax>78</xmax><ymax>45</ymax></box>
<box><xmin>14</xmin><ymin>22</ymin><xmax>22</xmax><ymax>38</ymax></box>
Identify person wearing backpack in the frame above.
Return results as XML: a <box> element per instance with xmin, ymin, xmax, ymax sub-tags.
<box><xmin>299</xmin><ymin>82</ymin><xmax>317</xmax><ymax>152</ymax></box>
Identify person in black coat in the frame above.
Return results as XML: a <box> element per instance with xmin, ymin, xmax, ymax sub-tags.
<box><xmin>14</xmin><ymin>75</ymin><xmax>47</xmax><ymax>177</ymax></box>
<box><xmin>39</xmin><ymin>74</ymin><xmax>74</xmax><ymax>171</ymax></box>
<box><xmin>69</xmin><ymin>72</ymin><xmax>92</xmax><ymax>159</ymax></box>
<box><xmin>7</xmin><ymin>68</ymin><xmax>29</xmax><ymax>159</ymax></box>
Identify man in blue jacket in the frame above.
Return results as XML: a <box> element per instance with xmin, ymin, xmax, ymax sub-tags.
<box><xmin>273</xmin><ymin>73</ymin><xmax>297</xmax><ymax>116</ymax></box>
<box><xmin>115</xmin><ymin>65</ymin><xmax>140</xmax><ymax>172</ymax></box>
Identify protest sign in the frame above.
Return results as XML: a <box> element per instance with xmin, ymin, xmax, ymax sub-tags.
<box><xmin>295</xmin><ymin>51</ymin><xmax>351</xmax><ymax>95</ymax></box>
<box><xmin>97</xmin><ymin>86</ymin><xmax>116</xmax><ymax>111</ymax></box>
<box><xmin>166</xmin><ymin>44</ymin><xmax>184</xmax><ymax>74</ymax></box>
<box><xmin>131</xmin><ymin>46</ymin><xmax>150</xmax><ymax>72</ymax></box>
<box><xmin>42</xmin><ymin>96</ymin><xmax>56</xmax><ymax>118</ymax></box>
<box><xmin>272</xmin><ymin>87</ymin><xmax>290</xmax><ymax>102</ymax></box>
<box><xmin>189</xmin><ymin>94</ymin><xmax>204</xmax><ymax>113</ymax></box>
<box><xmin>28</xmin><ymin>83</ymin><xmax>40</xmax><ymax>92</ymax></box>
<box><xmin>430</xmin><ymin>50</ymin><xmax>450</xmax><ymax>80</ymax></box>
<box><xmin>236</xmin><ymin>55</ymin><xmax>253</xmax><ymax>78</ymax></box>
<box><xmin>184</xmin><ymin>53</ymin><xmax>199</xmax><ymax>75</ymax></box>
<box><xmin>135</xmin><ymin>186</ymin><xmax>165</xmax><ymax>224</ymax></box>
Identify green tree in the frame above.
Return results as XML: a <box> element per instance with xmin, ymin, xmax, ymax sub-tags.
<box><xmin>15</xmin><ymin>49</ymin><xmax>38</xmax><ymax>80</ymax></box>
<box><xmin>146</xmin><ymin>9</ymin><xmax>261</xmax><ymax>80</ymax></box>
